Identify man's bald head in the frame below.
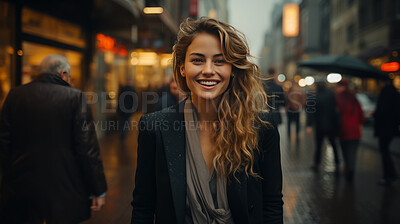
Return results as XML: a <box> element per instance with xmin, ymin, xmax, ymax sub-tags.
<box><xmin>39</xmin><ymin>54</ymin><xmax>71</xmax><ymax>83</ymax></box>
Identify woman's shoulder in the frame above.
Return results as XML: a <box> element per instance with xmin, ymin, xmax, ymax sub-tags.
<box><xmin>255</xmin><ymin>112</ymin><xmax>280</xmax><ymax>158</ymax></box>
<box><xmin>138</xmin><ymin>101</ymin><xmax>185</xmax><ymax>133</ymax></box>
<box><xmin>142</xmin><ymin>100</ymin><xmax>185</xmax><ymax>121</ymax></box>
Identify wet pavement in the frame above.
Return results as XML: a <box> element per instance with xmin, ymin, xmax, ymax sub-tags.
<box><xmin>83</xmin><ymin>112</ymin><xmax>400</xmax><ymax>224</ymax></box>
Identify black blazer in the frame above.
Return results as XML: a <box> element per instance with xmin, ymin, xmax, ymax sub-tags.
<box><xmin>131</xmin><ymin>100</ymin><xmax>283</xmax><ymax>224</ymax></box>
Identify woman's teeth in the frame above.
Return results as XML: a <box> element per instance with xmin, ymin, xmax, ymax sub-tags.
<box><xmin>198</xmin><ymin>81</ymin><xmax>218</xmax><ymax>86</ymax></box>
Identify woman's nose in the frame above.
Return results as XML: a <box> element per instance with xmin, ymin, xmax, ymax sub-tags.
<box><xmin>202</xmin><ymin>61</ymin><xmax>215</xmax><ymax>75</ymax></box>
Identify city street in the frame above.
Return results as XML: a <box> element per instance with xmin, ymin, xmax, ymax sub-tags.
<box><xmin>83</xmin><ymin>111</ymin><xmax>400</xmax><ymax>224</ymax></box>
<box><xmin>1</xmin><ymin>1</ymin><xmax>399</xmax><ymax>224</ymax></box>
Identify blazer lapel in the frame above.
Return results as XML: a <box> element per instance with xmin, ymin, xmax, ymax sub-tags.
<box><xmin>160</xmin><ymin>101</ymin><xmax>186</xmax><ymax>224</ymax></box>
<box><xmin>227</xmin><ymin>172</ymin><xmax>250</xmax><ymax>224</ymax></box>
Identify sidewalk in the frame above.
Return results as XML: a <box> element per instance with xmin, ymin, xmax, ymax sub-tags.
<box><xmin>82</xmin><ymin>113</ymin><xmax>141</xmax><ymax>224</ymax></box>
<box><xmin>361</xmin><ymin>124</ymin><xmax>400</xmax><ymax>156</ymax></box>
<box><xmin>281</xmin><ymin>112</ymin><xmax>400</xmax><ymax>224</ymax></box>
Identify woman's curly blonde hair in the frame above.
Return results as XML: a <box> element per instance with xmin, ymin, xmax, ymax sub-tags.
<box><xmin>173</xmin><ymin>17</ymin><xmax>269</xmax><ymax>179</ymax></box>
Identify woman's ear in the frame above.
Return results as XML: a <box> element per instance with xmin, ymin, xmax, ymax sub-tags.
<box><xmin>180</xmin><ymin>66</ymin><xmax>185</xmax><ymax>77</ymax></box>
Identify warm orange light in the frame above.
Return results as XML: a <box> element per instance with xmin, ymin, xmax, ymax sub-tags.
<box><xmin>97</xmin><ymin>34</ymin><xmax>115</xmax><ymax>51</ymax></box>
<box><xmin>381</xmin><ymin>62</ymin><xmax>399</xmax><ymax>72</ymax></box>
<box><xmin>131</xmin><ymin>52</ymin><xmax>157</xmax><ymax>66</ymax></box>
<box><xmin>294</xmin><ymin>75</ymin><xmax>301</xmax><ymax>83</ymax></box>
<box><xmin>143</xmin><ymin>7</ymin><xmax>164</xmax><ymax>14</ymax></box>
<box><xmin>283</xmin><ymin>4</ymin><xmax>299</xmax><ymax>37</ymax></box>
<box><xmin>119</xmin><ymin>48</ymin><xmax>128</xmax><ymax>57</ymax></box>
<box><xmin>96</xmin><ymin>33</ymin><xmax>127</xmax><ymax>57</ymax></box>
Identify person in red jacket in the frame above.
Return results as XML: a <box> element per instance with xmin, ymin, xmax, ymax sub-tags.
<box><xmin>335</xmin><ymin>78</ymin><xmax>365</xmax><ymax>181</ymax></box>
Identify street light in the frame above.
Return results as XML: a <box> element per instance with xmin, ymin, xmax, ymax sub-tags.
<box><xmin>143</xmin><ymin>7</ymin><xmax>164</xmax><ymax>14</ymax></box>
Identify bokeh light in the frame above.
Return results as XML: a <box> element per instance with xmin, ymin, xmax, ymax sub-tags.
<box><xmin>305</xmin><ymin>76</ymin><xmax>315</xmax><ymax>86</ymax></box>
<box><xmin>327</xmin><ymin>73</ymin><xmax>342</xmax><ymax>83</ymax></box>
<box><xmin>298</xmin><ymin>79</ymin><xmax>306</xmax><ymax>87</ymax></box>
<box><xmin>294</xmin><ymin>75</ymin><xmax>301</xmax><ymax>83</ymax></box>
<box><xmin>277</xmin><ymin>74</ymin><xmax>286</xmax><ymax>82</ymax></box>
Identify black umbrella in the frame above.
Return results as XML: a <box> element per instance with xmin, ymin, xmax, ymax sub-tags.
<box><xmin>297</xmin><ymin>55</ymin><xmax>389</xmax><ymax>79</ymax></box>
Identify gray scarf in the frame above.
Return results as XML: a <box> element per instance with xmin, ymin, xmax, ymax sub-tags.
<box><xmin>184</xmin><ymin>99</ymin><xmax>234</xmax><ymax>224</ymax></box>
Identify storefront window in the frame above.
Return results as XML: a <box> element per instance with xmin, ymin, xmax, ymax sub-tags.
<box><xmin>92</xmin><ymin>33</ymin><xmax>173</xmax><ymax>125</ymax></box>
<box><xmin>0</xmin><ymin>2</ymin><xmax>14</xmax><ymax>108</ymax></box>
<box><xmin>22</xmin><ymin>42</ymin><xmax>83</xmax><ymax>89</ymax></box>
<box><xmin>93</xmin><ymin>33</ymin><xmax>131</xmax><ymax>115</ymax></box>
<box><xmin>130</xmin><ymin>51</ymin><xmax>172</xmax><ymax>91</ymax></box>
<box><xmin>22</xmin><ymin>7</ymin><xmax>86</xmax><ymax>48</ymax></box>
<box><xmin>93</xmin><ymin>51</ymin><xmax>128</xmax><ymax>113</ymax></box>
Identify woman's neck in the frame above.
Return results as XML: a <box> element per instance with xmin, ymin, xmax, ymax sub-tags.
<box><xmin>191</xmin><ymin>95</ymin><xmax>219</xmax><ymax>122</ymax></box>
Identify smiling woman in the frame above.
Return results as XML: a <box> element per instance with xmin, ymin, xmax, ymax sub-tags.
<box><xmin>131</xmin><ymin>17</ymin><xmax>283</xmax><ymax>224</ymax></box>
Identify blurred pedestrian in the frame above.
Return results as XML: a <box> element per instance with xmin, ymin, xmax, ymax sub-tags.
<box><xmin>306</xmin><ymin>81</ymin><xmax>340</xmax><ymax>173</ymax></box>
<box><xmin>263</xmin><ymin>67</ymin><xmax>285</xmax><ymax>128</ymax></box>
<box><xmin>285</xmin><ymin>81</ymin><xmax>306</xmax><ymax>141</ymax></box>
<box><xmin>335</xmin><ymin>79</ymin><xmax>365</xmax><ymax>181</ymax></box>
<box><xmin>143</xmin><ymin>82</ymin><xmax>160</xmax><ymax>113</ymax></box>
<box><xmin>374</xmin><ymin>79</ymin><xmax>400</xmax><ymax>185</ymax></box>
<box><xmin>131</xmin><ymin>18</ymin><xmax>283</xmax><ymax>223</ymax></box>
<box><xmin>0</xmin><ymin>55</ymin><xmax>107</xmax><ymax>223</ymax></box>
<box><xmin>117</xmin><ymin>79</ymin><xmax>137</xmax><ymax>141</ymax></box>
<box><xmin>155</xmin><ymin>77</ymin><xmax>180</xmax><ymax>111</ymax></box>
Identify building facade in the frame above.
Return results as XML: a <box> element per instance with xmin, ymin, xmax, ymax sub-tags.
<box><xmin>0</xmin><ymin>0</ymin><xmax>183</xmax><ymax>136</ymax></box>
<box><xmin>330</xmin><ymin>0</ymin><xmax>400</xmax><ymax>91</ymax></box>
<box><xmin>290</xmin><ymin>0</ymin><xmax>330</xmax><ymax>81</ymax></box>
<box><xmin>198</xmin><ymin>0</ymin><xmax>229</xmax><ymax>22</ymax></box>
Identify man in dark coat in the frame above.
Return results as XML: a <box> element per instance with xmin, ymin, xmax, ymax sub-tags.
<box><xmin>263</xmin><ymin>67</ymin><xmax>285</xmax><ymax>127</ymax></box>
<box><xmin>374</xmin><ymin>80</ymin><xmax>400</xmax><ymax>185</ymax></box>
<box><xmin>306</xmin><ymin>81</ymin><xmax>340</xmax><ymax>173</ymax></box>
<box><xmin>0</xmin><ymin>54</ymin><xmax>107</xmax><ymax>223</ymax></box>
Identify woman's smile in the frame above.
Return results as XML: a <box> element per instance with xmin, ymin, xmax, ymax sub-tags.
<box><xmin>196</xmin><ymin>79</ymin><xmax>221</xmax><ymax>88</ymax></box>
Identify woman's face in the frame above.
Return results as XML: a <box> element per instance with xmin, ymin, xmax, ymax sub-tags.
<box><xmin>181</xmin><ymin>32</ymin><xmax>232</xmax><ymax>103</ymax></box>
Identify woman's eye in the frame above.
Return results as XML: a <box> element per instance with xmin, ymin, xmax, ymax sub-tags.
<box><xmin>215</xmin><ymin>59</ymin><xmax>226</xmax><ymax>64</ymax></box>
<box><xmin>192</xmin><ymin>58</ymin><xmax>203</xmax><ymax>63</ymax></box>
